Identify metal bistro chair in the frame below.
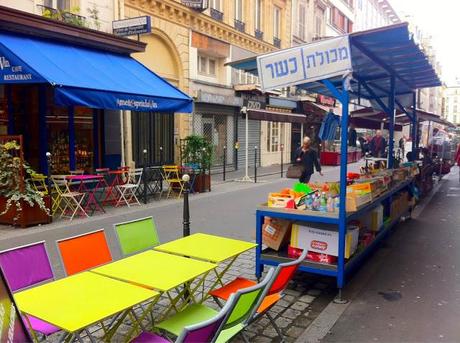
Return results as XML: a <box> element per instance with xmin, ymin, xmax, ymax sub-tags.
<box><xmin>114</xmin><ymin>216</ymin><xmax>160</xmax><ymax>257</ymax></box>
<box><xmin>51</xmin><ymin>175</ymin><xmax>88</xmax><ymax>220</ymax></box>
<box><xmin>162</xmin><ymin>165</ymin><xmax>185</xmax><ymax>199</ymax></box>
<box><xmin>116</xmin><ymin>168</ymin><xmax>143</xmax><ymax>207</ymax></box>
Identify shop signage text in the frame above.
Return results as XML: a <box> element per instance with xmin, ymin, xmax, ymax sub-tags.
<box><xmin>181</xmin><ymin>0</ymin><xmax>209</xmax><ymax>11</ymax></box>
<box><xmin>0</xmin><ymin>56</ymin><xmax>33</xmax><ymax>82</ymax></box>
<box><xmin>257</xmin><ymin>36</ymin><xmax>352</xmax><ymax>91</ymax></box>
<box><xmin>112</xmin><ymin>16</ymin><xmax>151</xmax><ymax>37</ymax></box>
<box><xmin>242</xmin><ymin>95</ymin><xmax>266</xmax><ymax>110</ymax></box>
<box><xmin>197</xmin><ymin>91</ymin><xmax>243</xmax><ymax>107</ymax></box>
<box><xmin>317</xmin><ymin>94</ymin><xmax>336</xmax><ymax>107</ymax></box>
<box><xmin>116</xmin><ymin>98</ymin><xmax>158</xmax><ymax>110</ymax></box>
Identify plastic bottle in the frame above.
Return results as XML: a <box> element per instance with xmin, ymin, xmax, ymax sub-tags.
<box><xmin>334</xmin><ymin>197</ymin><xmax>340</xmax><ymax>212</ymax></box>
<box><xmin>306</xmin><ymin>195</ymin><xmax>312</xmax><ymax>210</ymax></box>
<box><xmin>320</xmin><ymin>192</ymin><xmax>327</xmax><ymax>212</ymax></box>
<box><xmin>312</xmin><ymin>194</ymin><xmax>319</xmax><ymax>211</ymax></box>
<box><xmin>327</xmin><ymin>196</ymin><xmax>334</xmax><ymax>212</ymax></box>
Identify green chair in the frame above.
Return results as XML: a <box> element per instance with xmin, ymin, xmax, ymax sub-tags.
<box><xmin>114</xmin><ymin>217</ymin><xmax>160</xmax><ymax>256</ymax></box>
<box><xmin>155</xmin><ymin>268</ymin><xmax>275</xmax><ymax>343</ymax></box>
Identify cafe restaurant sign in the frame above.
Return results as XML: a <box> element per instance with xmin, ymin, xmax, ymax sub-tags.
<box><xmin>257</xmin><ymin>36</ymin><xmax>352</xmax><ymax>91</ymax></box>
<box><xmin>0</xmin><ymin>49</ymin><xmax>44</xmax><ymax>83</ymax></box>
<box><xmin>112</xmin><ymin>16</ymin><xmax>151</xmax><ymax>37</ymax></box>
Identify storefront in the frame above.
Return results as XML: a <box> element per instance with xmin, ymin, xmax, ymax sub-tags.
<box><xmin>192</xmin><ymin>90</ymin><xmax>240</xmax><ymax>168</ymax></box>
<box><xmin>0</xmin><ymin>6</ymin><xmax>192</xmax><ymax>174</ymax></box>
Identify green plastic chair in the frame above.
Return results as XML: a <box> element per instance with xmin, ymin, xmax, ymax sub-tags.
<box><xmin>114</xmin><ymin>217</ymin><xmax>160</xmax><ymax>256</ymax></box>
<box><xmin>155</xmin><ymin>268</ymin><xmax>275</xmax><ymax>343</ymax></box>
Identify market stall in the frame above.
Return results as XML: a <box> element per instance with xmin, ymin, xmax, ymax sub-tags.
<box><xmin>227</xmin><ymin>23</ymin><xmax>441</xmax><ymax>297</ymax></box>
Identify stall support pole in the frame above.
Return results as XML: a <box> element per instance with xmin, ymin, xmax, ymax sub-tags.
<box><xmin>6</xmin><ymin>86</ymin><xmax>14</xmax><ymax>135</ymax></box>
<box><xmin>324</xmin><ymin>77</ymin><xmax>349</xmax><ymax>302</ymax></box>
<box><xmin>68</xmin><ymin>106</ymin><xmax>76</xmax><ymax>171</ymax></box>
<box><xmin>387</xmin><ymin>76</ymin><xmax>396</xmax><ymax>169</ymax></box>
<box><xmin>411</xmin><ymin>92</ymin><xmax>417</xmax><ymax>160</ymax></box>
<box><xmin>38</xmin><ymin>85</ymin><xmax>48</xmax><ymax>174</ymax></box>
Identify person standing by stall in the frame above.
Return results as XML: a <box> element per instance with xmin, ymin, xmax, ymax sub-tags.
<box><xmin>348</xmin><ymin>123</ymin><xmax>357</xmax><ymax>147</ymax></box>
<box><xmin>296</xmin><ymin>137</ymin><xmax>323</xmax><ymax>183</ymax></box>
<box><xmin>370</xmin><ymin>130</ymin><xmax>387</xmax><ymax>158</ymax></box>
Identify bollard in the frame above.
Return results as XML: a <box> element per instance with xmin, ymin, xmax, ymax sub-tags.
<box><xmin>46</xmin><ymin>152</ymin><xmax>52</xmax><ymax>219</ymax></box>
<box><xmin>182</xmin><ymin>174</ymin><xmax>190</xmax><ymax>237</ymax></box>
<box><xmin>143</xmin><ymin>149</ymin><xmax>148</xmax><ymax>204</ymax></box>
<box><xmin>280</xmin><ymin>144</ymin><xmax>284</xmax><ymax>178</ymax></box>
<box><xmin>223</xmin><ymin>146</ymin><xmax>227</xmax><ymax>181</ymax></box>
<box><xmin>254</xmin><ymin>146</ymin><xmax>258</xmax><ymax>183</ymax></box>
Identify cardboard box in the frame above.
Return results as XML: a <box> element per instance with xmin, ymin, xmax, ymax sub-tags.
<box><xmin>359</xmin><ymin>205</ymin><xmax>384</xmax><ymax>232</ymax></box>
<box><xmin>346</xmin><ymin>189</ymin><xmax>372</xmax><ymax>212</ymax></box>
<box><xmin>267</xmin><ymin>193</ymin><xmax>294</xmax><ymax>208</ymax></box>
<box><xmin>263</xmin><ymin>217</ymin><xmax>292</xmax><ymax>251</ymax></box>
<box><xmin>290</xmin><ymin>223</ymin><xmax>359</xmax><ymax>258</ymax></box>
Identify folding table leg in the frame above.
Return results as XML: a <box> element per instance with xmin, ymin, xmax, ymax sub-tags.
<box><xmin>202</xmin><ymin>255</ymin><xmax>239</xmax><ymax>300</ymax></box>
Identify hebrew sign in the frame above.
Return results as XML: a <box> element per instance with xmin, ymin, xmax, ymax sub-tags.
<box><xmin>257</xmin><ymin>36</ymin><xmax>352</xmax><ymax>91</ymax></box>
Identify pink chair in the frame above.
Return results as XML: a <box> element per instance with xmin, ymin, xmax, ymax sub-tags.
<box><xmin>0</xmin><ymin>242</ymin><xmax>60</xmax><ymax>337</ymax></box>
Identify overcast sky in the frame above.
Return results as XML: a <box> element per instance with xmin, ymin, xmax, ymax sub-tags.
<box><xmin>390</xmin><ymin>0</ymin><xmax>459</xmax><ymax>85</ymax></box>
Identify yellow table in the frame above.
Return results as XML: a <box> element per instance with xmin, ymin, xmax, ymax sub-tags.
<box><xmin>15</xmin><ymin>271</ymin><xmax>158</xmax><ymax>342</ymax></box>
<box><xmin>154</xmin><ymin>233</ymin><xmax>257</xmax><ymax>293</ymax></box>
<box><xmin>91</xmin><ymin>250</ymin><xmax>216</xmax><ymax>317</ymax></box>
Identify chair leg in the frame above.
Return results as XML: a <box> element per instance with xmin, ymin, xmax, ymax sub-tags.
<box><xmin>212</xmin><ymin>296</ymin><xmax>225</xmax><ymax>308</ymax></box>
<box><xmin>266</xmin><ymin>312</ymin><xmax>285</xmax><ymax>342</ymax></box>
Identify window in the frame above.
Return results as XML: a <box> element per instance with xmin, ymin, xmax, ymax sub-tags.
<box><xmin>273</xmin><ymin>6</ymin><xmax>281</xmax><ymax>39</ymax></box>
<box><xmin>446</xmin><ymin>105</ymin><xmax>449</xmax><ymax>113</ymax></box>
<box><xmin>211</xmin><ymin>0</ymin><xmax>221</xmax><ymax>11</ymax></box>
<box><xmin>255</xmin><ymin>0</ymin><xmax>262</xmax><ymax>30</ymax></box>
<box><xmin>330</xmin><ymin>6</ymin><xmax>353</xmax><ymax>33</ymax></box>
<box><xmin>315</xmin><ymin>10</ymin><xmax>324</xmax><ymax>38</ymax></box>
<box><xmin>454</xmin><ymin>115</ymin><xmax>457</xmax><ymax>123</ymax></box>
<box><xmin>234</xmin><ymin>0</ymin><xmax>243</xmax><ymax>21</ymax></box>
<box><xmin>266</xmin><ymin>122</ymin><xmax>280</xmax><ymax>152</ymax></box>
<box><xmin>44</xmin><ymin>0</ymin><xmax>71</xmax><ymax>10</ymax></box>
<box><xmin>198</xmin><ymin>55</ymin><xmax>217</xmax><ymax>76</ymax></box>
<box><xmin>453</xmin><ymin>105</ymin><xmax>457</xmax><ymax>113</ymax></box>
<box><xmin>297</xmin><ymin>4</ymin><xmax>306</xmax><ymax>40</ymax></box>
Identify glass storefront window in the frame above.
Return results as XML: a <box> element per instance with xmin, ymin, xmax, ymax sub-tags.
<box><xmin>0</xmin><ymin>86</ymin><xmax>7</xmax><ymax>135</ymax></box>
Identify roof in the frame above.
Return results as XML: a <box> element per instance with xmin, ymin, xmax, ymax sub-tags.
<box><xmin>227</xmin><ymin>23</ymin><xmax>441</xmax><ymax>107</ymax></box>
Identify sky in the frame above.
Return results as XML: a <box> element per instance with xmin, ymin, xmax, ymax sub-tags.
<box><xmin>390</xmin><ymin>0</ymin><xmax>460</xmax><ymax>85</ymax></box>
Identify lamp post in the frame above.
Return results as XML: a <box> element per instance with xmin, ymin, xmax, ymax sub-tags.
<box><xmin>182</xmin><ymin>174</ymin><xmax>190</xmax><ymax>237</ymax></box>
<box><xmin>46</xmin><ymin>152</ymin><xmax>52</xmax><ymax>218</ymax></box>
<box><xmin>143</xmin><ymin>149</ymin><xmax>148</xmax><ymax>204</ymax></box>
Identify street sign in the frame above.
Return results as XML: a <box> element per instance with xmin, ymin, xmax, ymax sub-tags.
<box><xmin>257</xmin><ymin>35</ymin><xmax>352</xmax><ymax>91</ymax></box>
<box><xmin>181</xmin><ymin>0</ymin><xmax>209</xmax><ymax>11</ymax></box>
<box><xmin>112</xmin><ymin>16</ymin><xmax>151</xmax><ymax>37</ymax></box>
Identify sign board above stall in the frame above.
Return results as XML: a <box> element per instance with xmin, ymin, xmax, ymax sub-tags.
<box><xmin>181</xmin><ymin>0</ymin><xmax>209</xmax><ymax>11</ymax></box>
<box><xmin>112</xmin><ymin>16</ymin><xmax>151</xmax><ymax>37</ymax></box>
<box><xmin>257</xmin><ymin>36</ymin><xmax>352</xmax><ymax>91</ymax></box>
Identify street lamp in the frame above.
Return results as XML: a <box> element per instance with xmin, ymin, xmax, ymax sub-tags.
<box><xmin>182</xmin><ymin>174</ymin><xmax>190</xmax><ymax>237</ymax></box>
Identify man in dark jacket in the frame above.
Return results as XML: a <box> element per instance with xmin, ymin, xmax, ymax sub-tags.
<box><xmin>295</xmin><ymin>136</ymin><xmax>323</xmax><ymax>183</ymax></box>
<box><xmin>369</xmin><ymin>130</ymin><xmax>386</xmax><ymax>158</ymax></box>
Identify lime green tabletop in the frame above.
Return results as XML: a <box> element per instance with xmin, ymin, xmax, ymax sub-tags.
<box><xmin>14</xmin><ymin>271</ymin><xmax>158</xmax><ymax>333</ymax></box>
<box><xmin>154</xmin><ymin>233</ymin><xmax>257</xmax><ymax>263</ymax></box>
<box><xmin>91</xmin><ymin>250</ymin><xmax>216</xmax><ymax>292</ymax></box>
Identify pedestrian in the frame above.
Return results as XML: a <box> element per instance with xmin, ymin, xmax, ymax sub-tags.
<box><xmin>369</xmin><ymin>130</ymin><xmax>387</xmax><ymax>158</ymax></box>
<box><xmin>348</xmin><ymin>123</ymin><xmax>357</xmax><ymax>147</ymax></box>
<box><xmin>399</xmin><ymin>136</ymin><xmax>405</xmax><ymax>158</ymax></box>
<box><xmin>455</xmin><ymin>144</ymin><xmax>460</xmax><ymax>182</ymax></box>
<box><xmin>295</xmin><ymin>136</ymin><xmax>323</xmax><ymax>184</ymax></box>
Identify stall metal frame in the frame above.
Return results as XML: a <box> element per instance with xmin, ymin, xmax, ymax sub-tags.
<box><xmin>227</xmin><ymin>23</ymin><xmax>442</xmax><ymax>294</ymax></box>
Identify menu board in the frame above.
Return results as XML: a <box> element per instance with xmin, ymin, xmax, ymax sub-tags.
<box><xmin>0</xmin><ymin>268</ymin><xmax>31</xmax><ymax>342</ymax></box>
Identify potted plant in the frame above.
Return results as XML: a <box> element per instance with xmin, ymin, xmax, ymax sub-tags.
<box><xmin>0</xmin><ymin>136</ymin><xmax>51</xmax><ymax>227</ymax></box>
<box><xmin>181</xmin><ymin>135</ymin><xmax>213</xmax><ymax>193</ymax></box>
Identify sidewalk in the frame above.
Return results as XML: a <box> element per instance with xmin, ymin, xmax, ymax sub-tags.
<box><xmin>298</xmin><ymin>168</ymin><xmax>460</xmax><ymax>343</ymax></box>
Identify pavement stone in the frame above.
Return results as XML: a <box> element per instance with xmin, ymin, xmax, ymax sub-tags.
<box><xmin>287</xmin><ymin>326</ymin><xmax>306</xmax><ymax>338</ymax></box>
<box><xmin>290</xmin><ymin>301</ymin><xmax>310</xmax><ymax>311</ymax></box>
<box><xmin>299</xmin><ymin>294</ymin><xmax>316</xmax><ymax>304</ymax></box>
<box><xmin>307</xmin><ymin>289</ymin><xmax>322</xmax><ymax>296</ymax></box>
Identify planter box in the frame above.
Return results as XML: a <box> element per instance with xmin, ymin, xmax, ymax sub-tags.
<box><xmin>0</xmin><ymin>196</ymin><xmax>51</xmax><ymax>228</ymax></box>
<box><xmin>193</xmin><ymin>174</ymin><xmax>211</xmax><ymax>193</ymax></box>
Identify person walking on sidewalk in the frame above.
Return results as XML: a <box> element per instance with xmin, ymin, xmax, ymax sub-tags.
<box><xmin>295</xmin><ymin>136</ymin><xmax>323</xmax><ymax>183</ymax></box>
<box><xmin>455</xmin><ymin>144</ymin><xmax>460</xmax><ymax>182</ymax></box>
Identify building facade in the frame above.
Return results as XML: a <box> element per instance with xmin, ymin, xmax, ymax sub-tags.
<box><xmin>443</xmin><ymin>84</ymin><xmax>460</xmax><ymax>126</ymax></box>
<box><xmin>123</xmin><ymin>0</ymin><xmax>291</xmax><ymax>168</ymax></box>
<box><xmin>353</xmin><ymin>0</ymin><xmax>399</xmax><ymax>32</ymax></box>
<box><xmin>325</xmin><ymin>0</ymin><xmax>354</xmax><ymax>37</ymax></box>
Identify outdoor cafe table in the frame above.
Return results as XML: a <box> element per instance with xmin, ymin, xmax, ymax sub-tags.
<box><xmin>154</xmin><ymin>233</ymin><xmax>257</xmax><ymax>294</ymax></box>
<box><xmin>91</xmin><ymin>250</ymin><xmax>216</xmax><ymax>318</ymax></box>
<box><xmin>66</xmin><ymin>174</ymin><xmax>105</xmax><ymax>215</ymax></box>
<box><xmin>103</xmin><ymin>169</ymin><xmax>128</xmax><ymax>206</ymax></box>
<box><xmin>14</xmin><ymin>271</ymin><xmax>158</xmax><ymax>342</ymax></box>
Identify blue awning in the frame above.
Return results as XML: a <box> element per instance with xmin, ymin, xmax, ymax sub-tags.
<box><xmin>226</xmin><ymin>23</ymin><xmax>441</xmax><ymax>107</ymax></box>
<box><xmin>0</xmin><ymin>31</ymin><xmax>193</xmax><ymax>113</ymax></box>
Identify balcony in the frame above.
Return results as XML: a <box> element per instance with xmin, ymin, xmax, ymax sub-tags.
<box><xmin>37</xmin><ymin>4</ymin><xmax>86</xmax><ymax>27</ymax></box>
<box><xmin>234</xmin><ymin>19</ymin><xmax>245</xmax><ymax>33</ymax></box>
<box><xmin>210</xmin><ymin>8</ymin><xmax>224</xmax><ymax>21</ymax></box>
<box><xmin>255</xmin><ymin>29</ymin><xmax>264</xmax><ymax>41</ymax></box>
<box><xmin>273</xmin><ymin>37</ymin><xmax>281</xmax><ymax>48</ymax></box>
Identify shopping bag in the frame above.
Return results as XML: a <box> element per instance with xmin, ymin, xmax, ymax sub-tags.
<box><xmin>286</xmin><ymin>164</ymin><xmax>304</xmax><ymax>179</ymax></box>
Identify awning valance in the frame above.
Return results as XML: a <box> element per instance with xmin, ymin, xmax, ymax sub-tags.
<box><xmin>0</xmin><ymin>31</ymin><xmax>193</xmax><ymax>113</ymax></box>
<box><xmin>248</xmin><ymin>109</ymin><xmax>306</xmax><ymax>123</ymax></box>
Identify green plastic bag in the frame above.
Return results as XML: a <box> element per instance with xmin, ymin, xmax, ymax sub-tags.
<box><xmin>293</xmin><ymin>182</ymin><xmax>312</xmax><ymax>194</ymax></box>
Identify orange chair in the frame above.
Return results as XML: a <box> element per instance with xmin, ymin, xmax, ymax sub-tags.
<box><xmin>209</xmin><ymin>250</ymin><xmax>308</xmax><ymax>340</ymax></box>
<box><xmin>56</xmin><ymin>229</ymin><xmax>112</xmax><ymax>276</ymax></box>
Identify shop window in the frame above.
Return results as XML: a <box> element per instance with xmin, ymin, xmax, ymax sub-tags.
<box><xmin>0</xmin><ymin>86</ymin><xmax>7</xmax><ymax>135</ymax></box>
<box><xmin>198</xmin><ymin>55</ymin><xmax>217</xmax><ymax>76</ymax></box>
